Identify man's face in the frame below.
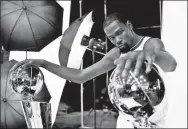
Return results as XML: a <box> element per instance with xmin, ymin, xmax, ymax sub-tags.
<box><xmin>104</xmin><ymin>20</ymin><xmax>133</xmax><ymax>49</ymax></box>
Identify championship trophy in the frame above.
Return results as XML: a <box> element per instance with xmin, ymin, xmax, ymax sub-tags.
<box><xmin>9</xmin><ymin>66</ymin><xmax>52</xmax><ymax>128</ymax></box>
<box><xmin>108</xmin><ymin>62</ymin><xmax>166</xmax><ymax>128</ymax></box>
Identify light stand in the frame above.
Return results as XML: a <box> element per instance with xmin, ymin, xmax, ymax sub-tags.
<box><xmin>92</xmin><ymin>49</ymin><xmax>97</xmax><ymax>129</ymax></box>
<box><xmin>79</xmin><ymin>0</ymin><xmax>85</xmax><ymax>128</ymax></box>
<box><xmin>104</xmin><ymin>0</ymin><xmax>109</xmax><ymax>87</ymax></box>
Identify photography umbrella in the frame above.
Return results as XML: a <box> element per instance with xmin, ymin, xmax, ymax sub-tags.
<box><xmin>0</xmin><ymin>0</ymin><xmax>63</xmax><ymax>51</ymax></box>
<box><xmin>59</xmin><ymin>11</ymin><xmax>94</xmax><ymax>68</ymax></box>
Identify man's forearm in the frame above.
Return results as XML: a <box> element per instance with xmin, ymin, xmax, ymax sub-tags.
<box><xmin>143</xmin><ymin>38</ymin><xmax>177</xmax><ymax>72</ymax></box>
<box><xmin>41</xmin><ymin>60</ymin><xmax>84</xmax><ymax>84</ymax></box>
<box><xmin>154</xmin><ymin>50</ymin><xmax>177</xmax><ymax>72</ymax></box>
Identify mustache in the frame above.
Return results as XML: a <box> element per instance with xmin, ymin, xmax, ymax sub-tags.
<box><xmin>117</xmin><ymin>41</ymin><xmax>124</xmax><ymax>46</ymax></box>
<box><xmin>118</xmin><ymin>43</ymin><xmax>130</xmax><ymax>54</ymax></box>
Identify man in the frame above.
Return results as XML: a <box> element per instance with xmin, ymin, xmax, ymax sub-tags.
<box><xmin>10</xmin><ymin>13</ymin><xmax>177</xmax><ymax>128</ymax></box>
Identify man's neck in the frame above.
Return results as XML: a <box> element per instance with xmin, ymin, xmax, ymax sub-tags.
<box><xmin>131</xmin><ymin>34</ymin><xmax>144</xmax><ymax>50</ymax></box>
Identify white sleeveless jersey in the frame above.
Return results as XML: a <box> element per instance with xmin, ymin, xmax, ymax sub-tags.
<box><xmin>109</xmin><ymin>36</ymin><xmax>168</xmax><ymax>127</ymax></box>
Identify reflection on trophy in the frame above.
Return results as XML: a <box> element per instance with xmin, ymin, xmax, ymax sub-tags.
<box><xmin>108</xmin><ymin>62</ymin><xmax>165</xmax><ymax>128</ymax></box>
<box><xmin>9</xmin><ymin>66</ymin><xmax>52</xmax><ymax>128</ymax></box>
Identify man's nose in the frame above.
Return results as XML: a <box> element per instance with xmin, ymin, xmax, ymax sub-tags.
<box><xmin>116</xmin><ymin>40</ymin><xmax>122</xmax><ymax>45</ymax></box>
<box><xmin>115</xmin><ymin>37</ymin><xmax>121</xmax><ymax>45</ymax></box>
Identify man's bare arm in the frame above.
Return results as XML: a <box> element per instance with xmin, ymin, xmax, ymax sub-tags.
<box><xmin>114</xmin><ymin>38</ymin><xmax>177</xmax><ymax>78</ymax></box>
<box><xmin>143</xmin><ymin>38</ymin><xmax>177</xmax><ymax>72</ymax></box>
<box><xmin>42</xmin><ymin>47</ymin><xmax>120</xmax><ymax>84</ymax></box>
<box><xmin>11</xmin><ymin>47</ymin><xmax>120</xmax><ymax>84</ymax></box>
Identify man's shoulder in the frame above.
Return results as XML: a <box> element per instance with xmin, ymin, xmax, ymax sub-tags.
<box><xmin>144</xmin><ymin>37</ymin><xmax>164</xmax><ymax>49</ymax></box>
<box><xmin>145</xmin><ymin>37</ymin><xmax>163</xmax><ymax>44</ymax></box>
<box><xmin>147</xmin><ymin>37</ymin><xmax>162</xmax><ymax>42</ymax></box>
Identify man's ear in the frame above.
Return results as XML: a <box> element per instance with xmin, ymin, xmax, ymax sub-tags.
<box><xmin>126</xmin><ymin>20</ymin><xmax>133</xmax><ymax>30</ymax></box>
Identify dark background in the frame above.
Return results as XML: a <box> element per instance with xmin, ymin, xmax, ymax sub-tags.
<box><xmin>60</xmin><ymin>0</ymin><xmax>162</xmax><ymax>112</ymax></box>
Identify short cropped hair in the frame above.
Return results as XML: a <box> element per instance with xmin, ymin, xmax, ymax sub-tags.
<box><xmin>103</xmin><ymin>13</ymin><xmax>127</xmax><ymax>29</ymax></box>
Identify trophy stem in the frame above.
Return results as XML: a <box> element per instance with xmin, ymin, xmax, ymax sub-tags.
<box><xmin>21</xmin><ymin>101</ymin><xmax>52</xmax><ymax>128</ymax></box>
<box><xmin>21</xmin><ymin>94</ymin><xmax>34</xmax><ymax>101</ymax></box>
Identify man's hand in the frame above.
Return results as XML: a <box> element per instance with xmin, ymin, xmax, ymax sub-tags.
<box><xmin>9</xmin><ymin>59</ymin><xmax>45</xmax><ymax>73</ymax></box>
<box><xmin>114</xmin><ymin>50</ymin><xmax>155</xmax><ymax>78</ymax></box>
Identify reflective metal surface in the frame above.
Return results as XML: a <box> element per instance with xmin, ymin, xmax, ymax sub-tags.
<box><xmin>9</xmin><ymin>66</ymin><xmax>52</xmax><ymax>128</ymax></box>
<box><xmin>108</xmin><ymin>63</ymin><xmax>165</xmax><ymax>127</ymax></box>
<box><xmin>9</xmin><ymin>66</ymin><xmax>44</xmax><ymax>98</ymax></box>
<box><xmin>22</xmin><ymin>101</ymin><xmax>51</xmax><ymax>128</ymax></box>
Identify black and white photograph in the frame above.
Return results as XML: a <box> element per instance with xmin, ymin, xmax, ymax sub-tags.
<box><xmin>0</xmin><ymin>0</ymin><xmax>187</xmax><ymax>128</ymax></box>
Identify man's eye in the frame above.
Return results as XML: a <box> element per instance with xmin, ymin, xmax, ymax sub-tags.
<box><xmin>109</xmin><ymin>37</ymin><xmax>114</xmax><ymax>40</ymax></box>
<box><xmin>117</xmin><ymin>30</ymin><xmax>123</xmax><ymax>35</ymax></box>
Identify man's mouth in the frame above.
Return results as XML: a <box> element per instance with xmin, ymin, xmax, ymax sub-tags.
<box><xmin>118</xmin><ymin>44</ymin><xmax>125</xmax><ymax>49</ymax></box>
<box><xmin>118</xmin><ymin>43</ymin><xmax>130</xmax><ymax>53</ymax></box>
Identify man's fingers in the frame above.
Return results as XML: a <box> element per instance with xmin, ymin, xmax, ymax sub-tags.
<box><xmin>114</xmin><ymin>58</ymin><xmax>126</xmax><ymax>76</ymax></box>
<box><xmin>145</xmin><ymin>54</ymin><xmax>154</xmax><ymax>74</ymax></box>
<box><xmin>21</xmin><ymin>61</ymin><xmax>32</xmax><ymax>69</ymax></box>
<box><xmin>115</xmin><ymin>52</ymin><xmax>137</xmax><ymax>77</ymax></box>
<box><xmin>114</xmin><ymin>51</ymin><xmax>133</xmax><ymax>65</ymax></box>
<box><xmin>134</xmin><ymin>61</ymin><xmax>143</xmax><ymax>77</ymax></box>
<box><xmin>121</xmin><ymin>51</ymin><xmax>137</xmax><ymax>77</ymax></box>
<box><xmin>115</xmin><ymin>65</ymin><xmax>124</xmax><ymax>76</ymax></box>
<box><xmin>145</xmin><ymin>62</ymin><xmax>152</xmax><ymax>74</ymax></box>
<box><xmin>10</xmin><ymin>62</ymin><xmax>21</xmax><ymax>71</ymax></box>
<box><xmin>10</xmin><ymin>60</ymin><xmax>27</xmax><ymax>72</ymax></box>
<box><xmin>9</xmin><ymin>59</ymin><xmax>34</xmax><ymax>74</ymax></box>
<box><xmin>134</xmin><ymin>54</ymin><xmax>144</xmax><ymax>76</ymax></box>
<box><xmin>9</xmin><ymin>64</ymin><xmax>18</xmax><ymax>72</ymax></box>
<box><xmin>114</xmin><ymin>59</ymin><xmax>120</xmax><ymax>65</ymax></box>
<box><xmin>120</xmin><ymin>51</ymin><xmax>132</xmax><ymax>59</ymax></box>
<box><xmin>121</xmin><ymin>58</ymin><xmax>133</xmax><ymax>78</ymax></box>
